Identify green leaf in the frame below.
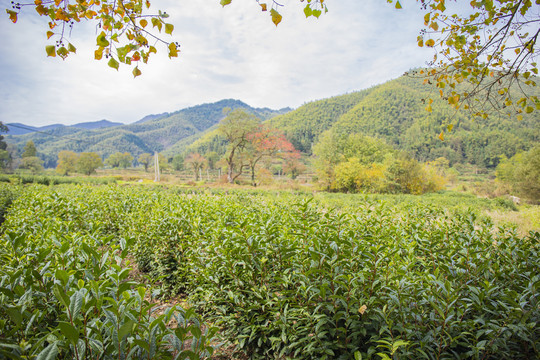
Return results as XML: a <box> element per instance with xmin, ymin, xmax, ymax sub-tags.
<box><xmin>53</xmin><ymin>284</ymin><xmax>70</xmax><ymax>308</ymax></box>
<box><xmin>108</xmin><ymin>57</ymin><xmax>120</xmax><ymax>70</ymax></box>
<box><xmin>165</xmin><ymin>23</ymin><xmax>174</xmax><ymax>35</ymax></box>
<box><xmin>304</xmin><ymin>5</ymin><xmax>313</xmax><ymax>18</ymax></box>
<box><xmin>96</xmin><ymin>31</ymin><xmax>109</xmax><ymax>47</ymax></box>
<box><xmin>36</xmin><ymin>342</ymin><xmax>59</xmax><ymax>360</ymax></box>
<box><xmin>220</xmin><ymin>0</ymin><xmax>232</xmax><ymax>6</ymax></box>
<box><xmin>395</xmin><ymin>1</ymin><xmax>402</xmax><ymax>9</ymax></box>
<box><xmin>69</xmin><ymin>290</ymin><xmax>83</xmax><ymax>320</ymax></box>
<box><xmin>67</xmin><ymin>43</ymin><xmax>76</xmax><ymax>53</ymax></box>
<box><xmin>354</xmin><ymin>351</ymin><xmax>362</xmax><ymax>360</ymax></box>
<box><xmin>5</xmin><ymin>306</ymin><xmax>22</xmax><ymax>327</ymax></box>
<box><xmin>46</xmin><ymin>45</ymin><xmax>56</xmax><ymax>57</ymax></box>
<box><xmin>118</xmin><ymin>320</ymin><xmax>135</xmax><ymax>339</ymax></box>
<box><xmin>312</xmin><ymin>9</ymin><xmax>322</xmax><ymax>18</ymax></box>
<box><xmin>58</xmin><ymin>321</ymin><xmax>79</xmax><ymax>345</ymax></box>
<box><xmin>55</xmin><ymin>269</ymin><xmax>69</xmax><ymax>285</ymax></box>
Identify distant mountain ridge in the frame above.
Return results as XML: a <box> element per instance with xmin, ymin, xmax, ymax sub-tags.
<box><xmin>5</xmin><ymin>99</ymin><xmax>290</xmax><ymax>167</ymax></box>
<box><xmin>6</xmin><ymin>120</ymin><xmax>123</xmax><ymax>135</ymax></box>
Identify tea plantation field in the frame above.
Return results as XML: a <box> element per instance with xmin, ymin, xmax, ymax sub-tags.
<box><xmin>0</xmin><ymin>184</ymin><xmax>538</xmax><ymax>359</ymax></box>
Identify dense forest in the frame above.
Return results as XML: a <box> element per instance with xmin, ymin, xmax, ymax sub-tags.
<box><xmin>268</xmin><ymin>74</ymin><xmax>539</xmax><ymax>168</ymax></box>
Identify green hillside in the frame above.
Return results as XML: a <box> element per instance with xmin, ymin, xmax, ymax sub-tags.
<box><xmin>266</xmin><ymin>91</ymin><xmax>371</xmax><ymax>152</ymax></box>
<box><xmin>265</xmin><ymin>74</ymin><xmax>539</xmax><ymax>167</ymax></box>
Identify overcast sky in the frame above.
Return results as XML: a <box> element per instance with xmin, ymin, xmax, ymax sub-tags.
<box><xmin>1</xmin><ymin>0</ymin><xmax>436</xmax><ymax>127</ymax></box>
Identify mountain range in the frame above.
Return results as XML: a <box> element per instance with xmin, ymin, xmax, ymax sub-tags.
<box><xmin>4</xmin><ymin>99</ymin><xmax>291</xmax><ymax>167</ymax></box>
<box><xmin>4</xmin><ymin>75</ymin><xmax>539</xmax><ymax>169</ymax></box>
<box><xmin>6</xmin><ymin>120</ymin><xmax>124</xmax><ymax>136</ymax></box>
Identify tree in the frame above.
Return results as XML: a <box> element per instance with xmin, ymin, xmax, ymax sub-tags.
<box><xmin>8</xmin><ymin>0</ymin><xmax>537</xmax><ymax>120</ymax></box>
<box><xmin>282</xmin><ymin>150</ymin><xmax>305</xmax><ymax>180</ymax></box>
<box><xmin>184</xmin><ymin>153</ymin><xmax>206</xmax><ymax>181</ymax></box>
<box><xmin>105</xmin><ymin>152</ymin><xmax>133</xmax><ymax>169</ymax></box>
<box><xmin>22</xmin><ymin>140</ymin><xmax>37</xmax><ymax>158</ymax></box>
<box><xmin>138</xmin><ymin>153</ymin><xmax>153</xmax><ymax>172</ymax></box>
<box><xmin>76</xmin><ymin>152</ymin><xmax>103</xmax><ymax>175</ymax></box>
<box><xmin>56</xmin><ymin>150</ymin><xmax>79</xmax><ymax>176</ymax></box>
<box><xmin>19</xmin><ymin>156</ymin><xmax>44</xmax><ymax>174</ymax></box>
<box><xmin>0</xmin><ymin>123</ymin><xmax>10</xmax><ymax>171</ymax></box>
<box><xmin>205</xmin><ymin>151</ymin><xmax>220</xmax><ymax>170</ymax></box>
<box><xmin>515</xmin><ymin>144</ymin><xmax>540</xmax><ymax>202</ymax></box>
<box><xmin>244</xmin><ymin>126</ymin><xmax>296</xmax><ymax>186</ymax></box>
<box><xmin>6</xmin><ymin>0</ymin><xmax>179</xmax><ymax>76</ymax></box>
<box><xmin>172</xmin><ymin>154</ymin><xmax>184</xmax><ymax>171</ymax></box>
<box><xmin>218</xmin><ymin>108</ymin><xmax>259</xmax><ymax>183</ymax></box>
<box><xmin>496</xmin><ymin>145</ymin><xmax>540</xmax><ymax>202</ymax></box>
<box><xmin>411</xmin><ymin>0</ymin><xmax>540</xmax><ymax>125</ymax></box>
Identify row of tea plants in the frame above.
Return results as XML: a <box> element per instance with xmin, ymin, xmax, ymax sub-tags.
<box><xmin>0</xmin><ymin>184</ymin><xmax>217</xmax><ymax>359</ymax></box>
<box><xmin>1</xmin><ymin>184</ymin><xmax>539</xmax><ymax>359</ymax></box>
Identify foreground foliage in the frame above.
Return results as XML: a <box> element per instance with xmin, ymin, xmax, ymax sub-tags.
<box><xmin>1</xmin><ymin>184</ymin><xmax>538</xmax><ymax>359</ymax></box>
<box><xmin>0</xmin><ymin>184</ymin><xmax>216</xmax><ymax>359</ymax></box>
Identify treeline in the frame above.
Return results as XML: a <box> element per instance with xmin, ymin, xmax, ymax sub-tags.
<box><xmin>496</xmin><ymin>144</ymin><xmax>540</xmax><ymax>203</ymax></box>
<box><xmin>313</xmin><ymin>131</ymin><xmax>448</xmax><ymax>194</ymax></box>
<box><xmin>268</xmin><ymin>74</ymin><xmax>539</xmax><ymax>169</ymax></box>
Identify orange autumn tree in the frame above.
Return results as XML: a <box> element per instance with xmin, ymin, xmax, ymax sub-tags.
<box><xmin>244</xmin><ymin>126</ymin><xmax>296</xmax><ymax>186</ymax></box>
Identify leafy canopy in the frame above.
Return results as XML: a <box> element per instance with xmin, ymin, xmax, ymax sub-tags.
<box><xmin>413</xmin><ymin>0</ymin><xmax>540</xmax><ymax>122</ymax></box>
<box><xmin>6</xmin><ymin>0</ymin><xmax>538</xmax><ymax>120</ymax></box>
<box><xmin>6</xmin><ymin>0</ymin><xmax>179</xmax><ymax>77</ymax></box>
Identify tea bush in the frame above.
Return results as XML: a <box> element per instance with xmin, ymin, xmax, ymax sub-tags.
<box><xmin>1</xmin><ymin>184</ymin><xmax>538</xmax><ymax>359</ymax></box>
<box><xmin>0</xmin><ymin>184</ymin><xmax>216</xmax><ymax>359</ymax></box>
<box><xmin>118</xmin><ymin>187</ymin><xmax>539</xmax><ymax>359</ymax></box>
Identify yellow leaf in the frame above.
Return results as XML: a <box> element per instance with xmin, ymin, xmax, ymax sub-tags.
<box><xmin>438</xmin><ymin>131</ymin><xmax>444</xmax><ymax>141</ymax></box>
<box><xmin>45</xmin><ymin>45</ymin><xmax>56</xmax><ymax>57</ymax></box>
<box><xmin>271</xmin><ymin>9</ymin><xmax>282</xmax><ymax>26</ymax></box>
<box><xmin>517</xmin><ymin>114</ymin><xmax>523</xmax><ymax>121</ymax></box>
<box><xmin>395</xmin><ymin>1</ymin><xmax>402</xmax><ymax>9</ymax></box>
<box><xmin>426</xmin><ymin>39</ymin><xmax>435</xmax><ymax>47</ymax></box>
<box><xmin>447</xmin><ymin>124</ymin><xmax>453</xmax><ymax>132</ymax></box>
<box><xmin>424</xmin><ymin>13</ymin><xmax>430</xmax><ymax>25</ymax></box>
<box><xmin>139</xmin><ymin>19</ymin><xmax>148</xmax><ymax>28</ymax></box>
<box><xmin>149</xmin><ymin>46</ymin><xmax>157</xmax><ymax>54</ymax></box>
<box><xmin>165</xmin><ymin>23</ymin><xmax>174</xmax><ymax>35</ymax></box>
<box><xmin>417</xmin><ymin>39</ymin><xmax>424</xmax><ymax>47</ymax></box>
<box><xmin>358</xmin><ymin>305</ymin><xmax>367</xmax><ymax>315</ymax></box>
<box><xmin>47</xmin><ymin>31</ymin><xmax>54</xmax><ymax>39</ymax></box>
<box><xmin>168</xmin><ymin>42</ymin><xmax>178</xmax><ymax>58</ymax></box>
<box><xmin>67</xmin><ymin>43</ymin><xmax>76</xmax><ymax>53</ymax></box>
<box><xmin>260</xmin><ymin>3</ymin><xmax>267</xmax><ymax>11</ymax></box>
<box><xmin>6</xmin><ymin>10</ymin><xmax>18</xmax><ymax>23</ymax></box>
<box><xmin>425</xmin><ymin>105</ymin><xmax>432</xmax><ymax>113</ymax></box>
<box><xmin>132</xmin><ymin>66</ymin><xmax>142</xmax><ymax>78</ymax></box>
<box><xmin>94</xmin><ymin>47</ymin><xmax>103</xmax><ymax>60</ymax></box>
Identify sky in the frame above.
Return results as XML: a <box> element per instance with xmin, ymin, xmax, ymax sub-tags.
<box><xmin>0</xmin><ymin>0</ymin><xmax>436</xmax><ymax>127</ymax></box>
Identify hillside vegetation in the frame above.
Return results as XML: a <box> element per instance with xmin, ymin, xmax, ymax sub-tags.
<box><xmin>268</xmin><ymin>75</ymin><xmax>539</xmax><ymax>167</ymax></box>
<box><xmin>5</xmin><ymin>100</ymin><xmax>290</xmax><ymax>167</ymax></box>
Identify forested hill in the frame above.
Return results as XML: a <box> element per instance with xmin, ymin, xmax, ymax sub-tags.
<box><xmin>5</xmin><ymin>99</ymin><xmax>290</xmax><ymax>167</ymax></box>
<box><xmin>267</xmin><ymin>74</ymin><xmax>539</xmax><ymax>167</ymax></box>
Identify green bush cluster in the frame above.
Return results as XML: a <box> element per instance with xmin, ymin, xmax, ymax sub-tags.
<box><xmin>0</xmin><ymin>184</ymin><xmax>216</xmax><ymax>359</ymax></box>
<box><xmin>0</xmin><ymin>175</ymin><xmax>117</xmax><ymax>186</ymax></box>
<box><xmin>1</xmin><ymin>184</ymin><xmax>538</xmax><ymax>359</ymax></box>
<box><xmin>117</xmin><ymin>187</ymin><xmax>539</xmax><ymax>359</ymax></box>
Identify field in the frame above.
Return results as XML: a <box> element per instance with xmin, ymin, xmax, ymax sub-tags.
<box><xmin>0</xmin><ymin>183</ymin><xmax>538</xmax><ymax>359</ymax></box>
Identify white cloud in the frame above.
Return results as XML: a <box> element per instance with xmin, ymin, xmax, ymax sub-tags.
<box><xmin>0</xmin><ymin>0</ymin><xmax>434</xmax><ymax>126</ymax></box>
